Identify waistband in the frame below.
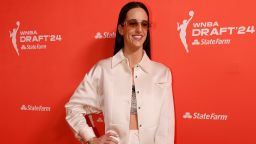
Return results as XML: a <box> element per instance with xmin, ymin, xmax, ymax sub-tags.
<box><xmin>129</xmin><ymin>130</ymin><xmax>139</xmax><ymax>135</ymax></box>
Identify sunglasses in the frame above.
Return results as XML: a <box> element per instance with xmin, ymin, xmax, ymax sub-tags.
<box><xmin>123</xmin><ymin>19</ymin><xmax>150</xmax><ymax>30</ymax></box>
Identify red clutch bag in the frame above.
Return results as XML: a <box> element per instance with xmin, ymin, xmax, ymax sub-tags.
<box><xmin>84</xmin><ymin>113</ymin><xmax>105</xmax><ymax>137</ymax></box>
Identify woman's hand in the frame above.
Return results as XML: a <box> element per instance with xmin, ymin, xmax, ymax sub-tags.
<box><xmin>87</xmin><ymin>130</ymin><xmax>120</xmax><ymax>144</ymax></box>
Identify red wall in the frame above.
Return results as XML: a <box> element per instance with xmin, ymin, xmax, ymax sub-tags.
<box><xmin>1</xmin><ymin>0</ymin><xmax>256</xmax><ymax>143</ymax></box>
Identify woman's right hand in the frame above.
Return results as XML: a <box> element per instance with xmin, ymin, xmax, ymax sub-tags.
<box><xmin>87</xmin><ymin>130</ymin><xmax>120</xmax><ymax>144</ymax></box>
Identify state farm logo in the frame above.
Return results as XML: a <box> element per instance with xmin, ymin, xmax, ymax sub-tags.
<box><xmin>9</xmin><ymin>21</ymin><xmax>62</xmax><ymax>56</ymax></box>
<box><xmin>94</xmin><ymin>32</ymin><xmax>116</xmax><ymax>39</ymax></box>
<box><xmin>177</xmin><ymin>10</ymin><xmax>255</xmax><ymax>53</ymax></box>
<box><xmin>183</xmin><ymin>112</ymin><xmax>193</xmax><ymax>119</ymax></box>
<box><xmin>20</xmin><ymin>104</ymin><xmax>51</xmax><ymax>112</ymax></box>
<box><xmin>183</xmin><ymin>112</ymin><xmax>228</xmax><ymax>121</ymax></box>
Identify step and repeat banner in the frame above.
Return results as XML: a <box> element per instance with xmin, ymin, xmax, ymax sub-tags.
<box><xmin>1</xmin><ymin>0</ymin><xmax>256</xmax><ymax>144</ymax></box>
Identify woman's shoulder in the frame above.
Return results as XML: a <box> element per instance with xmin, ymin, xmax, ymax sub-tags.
<box><xmin>150</xmin><ymin>60</ymin><xmax>171</xmax><ymax>73</ymax></box>
<box><xmin>85</xmin><ymin>57</ymin><xmax>112</xmax><ymax>78</ymax></box>
<box><xmin>149</xmin><ymin>60</ymin><xmax>172</xmax><ymax>82</ymax></box>
<box><xmin>92</xmin><ymin>56</ymin><xmax>112</xmax><ymax>70</ymax></box>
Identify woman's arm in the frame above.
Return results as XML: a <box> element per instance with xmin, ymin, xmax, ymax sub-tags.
<box><xmin>155</xmin><ymin>69</ymin><xmax>175</xmax><ymax>144</ymax></box>
<box><xmin>65</xmin><ymin>63</ymin><xmax>103</xmax><ymax>142</ymax></box>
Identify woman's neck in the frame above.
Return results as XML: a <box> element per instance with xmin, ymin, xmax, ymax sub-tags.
<box><xmin>123</xmin><ymin>47</ymin><xmax>143</xmax><ymax>69</ymax></box>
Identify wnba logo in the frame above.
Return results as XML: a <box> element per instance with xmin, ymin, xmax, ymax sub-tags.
<box><xmin>177</xmin><ymin>10</ymin><xmax>194</xmax><ymax>53</ymax></box>
<box><xmin>9</xmin><ymin>21</ymin><xmax>20</xmax><ymax>56</ymax></box>
<box><xmin>9</xmin><ymin>20</ymin><xmax>62</xmax><ymax>56</ymax></box>
<box><xmin>177</xmin><ymin>10</ymin><xmax>255</xmax><ymax>53</ymax></box>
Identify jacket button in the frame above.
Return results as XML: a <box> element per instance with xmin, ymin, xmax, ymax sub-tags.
<box><xmin>138</xmin><ymin>107</ymin><xmax>141</xmax><ymax>109</ymax></box>
<box><xmin>137</xmin><ymin>91</ymin><xmax>139</xmax><ymax>94</ymax></box>
<box><xmin>139</xmin><ymin>124</ymin><xmax>142</xmax><ymax>127</ymax></box>
<box><xmin>135</xmin><ymin>75</ymin><xmax>138</xmax><ymax>78</ymax></box>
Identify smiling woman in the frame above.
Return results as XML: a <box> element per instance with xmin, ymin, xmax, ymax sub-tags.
<box><xmin>65</xmin><ymin>2</ymin><xmax>175</xmax><ymax>144</ymax></box>
<box><xmin>117</xmin><ymin>7</ymin><xmax>149</xmax><ymax>53</ymax></box>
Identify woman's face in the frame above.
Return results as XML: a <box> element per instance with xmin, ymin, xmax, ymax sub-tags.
<box><xmin>119</xmin><ymin>8</ymin><xmax>149</xmax><ymax>51</ymax></box>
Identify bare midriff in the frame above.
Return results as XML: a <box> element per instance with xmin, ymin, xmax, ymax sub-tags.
<box><xmin>129</xmin><ymin>114</ymin><xmax>138</xmax><ymax>129</ymax></box>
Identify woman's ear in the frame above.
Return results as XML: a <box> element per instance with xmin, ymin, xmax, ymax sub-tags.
<box><xmin>118</xmin><ymin>24</ymin><xmax>123</xmax><ymax>35</ymax></box>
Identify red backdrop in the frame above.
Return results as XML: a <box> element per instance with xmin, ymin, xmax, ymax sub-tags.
<box><xmin>1</xmin><ymin>0</ymin><xmax>256</xmax><ymax>144</ymax></box>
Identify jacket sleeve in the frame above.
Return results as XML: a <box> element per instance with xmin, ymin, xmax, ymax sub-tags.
<box><xmin>65</xmin><ymin>63</ymin><xmax>103</xmax><ymax>142</ymax></box>
<box><xmin>155</xmin><ymin>68</ymin><xmax>175</xmax><ymax>144</ymax></box>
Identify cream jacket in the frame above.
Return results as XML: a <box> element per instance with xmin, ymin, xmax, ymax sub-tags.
<box><xmin>65</xmin><ymin>49</ymin><xmax>175</xmax><ymax>144</ymax></box>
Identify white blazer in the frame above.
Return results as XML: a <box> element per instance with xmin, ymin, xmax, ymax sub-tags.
<box><xmin>65</xmin><ymin>49</ymin><xmax>175</xmax><ymax>144</ymax></box>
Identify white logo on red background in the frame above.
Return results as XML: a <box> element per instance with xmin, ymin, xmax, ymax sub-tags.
<box><xmin>20</xmin><ymin>104</ymin><xmax>51</xmax><ymax>112</ymax></box>
<box><xmin>183</xmin><ymin>112</ymin><xmax>228</xmax><ymax>121</ymax></box>
<box><xmin>95</xmin><ymin>32</ymin><xmax>103</xmax><ymax>39</ymax></box>
<box><xmin>9</xmin><ymin>21</ymin><xmax>20</xmax><ymax>56</ymax></box>
<box><xmin>94</xmin><ymin>32</ymin><xmax>116</xmax><ymax>39</ymax></box>
<box><xmin>183</xmin><ymin>112</ymin><xmax>193</xmax><ymax>119</ymax></box>
<box><xmin>177</xmin><ymin>10</ymin><xmax>256</xmax><ymax>53</ymax></box>
<box><xmin>9</xmin><ymin>21</ymin><xmax>62</xmax><ymax>56</ymax></box>
<box><xmin>177</xmin><ymin>10</ymin><xmax>194</xmax><ymax>53</ymax></box>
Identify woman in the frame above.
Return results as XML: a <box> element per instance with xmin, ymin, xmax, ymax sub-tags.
<box><xmin>65</xmin><ymin>2</ymin><xmax>175</xmax><ymax>144</ymax></box>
